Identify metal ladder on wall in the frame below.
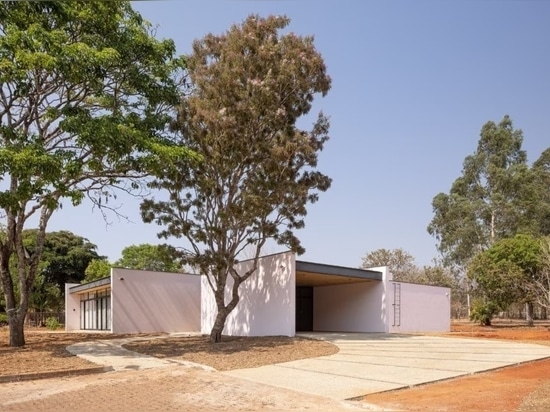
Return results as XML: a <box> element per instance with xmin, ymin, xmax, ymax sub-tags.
<box><xmin>392</xmin><ymin>283</ymin><xmax>401</xmax><ymax>327</ymax></box>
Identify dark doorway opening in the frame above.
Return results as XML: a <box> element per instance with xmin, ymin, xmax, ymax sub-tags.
<box><xmin>296</xmin><ymin>286</ymin><xmax>313</xmax><ymax>331</ymax></box>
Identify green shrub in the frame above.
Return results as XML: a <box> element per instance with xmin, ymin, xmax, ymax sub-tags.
<box><xmin>470</xmin><ymin>300</ymin><xmax>499</xmax><ymax>326</ymax></box>
<box><xmin>0</xmin><ymin>313</ymin><xmax>7</xmax><ymax>326</ymax></box>
<box><xmin>45</xmin><ymin>316</ymin><xmax>62</xmax><ymax>330</ymax></box>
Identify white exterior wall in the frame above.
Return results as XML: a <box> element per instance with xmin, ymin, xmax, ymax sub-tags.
<box><xmin>64</xmin><ymin>283</ymin><xmax>80</xmax><ymax>331</ymax></box>
<box><xmin>313</xmin><ymin>281</ymin><xmax>387</xmax><ymax>332</ymax></box>
<box><xmin>111</xmin><ymin>268</ymin><xmax>201</xmax><ymax>334</ymax></box>
<box><xmin>313</xmin><ymin>266</ymin><xmax>390</xmax><ymax>333</ymax></box>
<box><xmin>389</xmin><ymin>282</ymin><xmax>451</xmax><ymax>333</ymax></box>
<box><xmin>201</xmin><ymin>251</ymin><xmax>295</xmax><ymax>337</ymax></box>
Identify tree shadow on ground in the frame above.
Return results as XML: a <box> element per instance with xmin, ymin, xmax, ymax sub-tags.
<box><xmin>124</xmin><ymin>335</ymin><xmax>338</xmax><ymax>371</ymax></box>
<box><xmin>0</xmin><ymin>327</ymin><xmax>163</xmax><ymax>376</ymax></box>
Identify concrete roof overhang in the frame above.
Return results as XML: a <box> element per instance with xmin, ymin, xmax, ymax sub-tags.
<box><xmin>69</xmin><ymin>277</ymin><xmax>111</xmax><ymax>294</ymax></box>
<box><xmin>295</xmin><ymin>260</ymin><xmax>383</xmax><ymax>287</ymax></box>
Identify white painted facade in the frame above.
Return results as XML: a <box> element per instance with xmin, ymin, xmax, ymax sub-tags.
<box><xmin>313</xmin><ymin>268</ymin><xmax>390</xmax><ymax>333</ymax></box>
<box><xmin>66</xmin><ymin>253</ymin><xmax>450</xmax><ymax>336</ymax></box>
<box><xmin>111</xmin><ymin>268</ymin><xmax>201</xmax><ymax>334</ymax></box>
<box><xmin>388</xmin><ymin>281</ymin><xmax>451</xmax><ymax>333</ymax></box>
<box><xmin>65</xmin><ymin>268</ymin><xmax>201</xmax><ymax>334</ymax></box>
<box><xmin>64</xmin><ymin>282</ymin><xmax>81</xmax><ymax>331</ymax></box>
<box><xmin>201</xmin><ymin>255</ymin><xmax>450</xmax><ymax>337</ymax></box>
<box><xmin>201</xmin><ymin>251</ymin><xmax>296</xmax><ymax>337</ymax></box>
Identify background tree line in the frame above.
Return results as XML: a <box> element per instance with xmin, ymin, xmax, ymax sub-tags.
<box><xmin>427</xmin><ymin>116</ymin><xmax>550</xmax><ymax>325</ymax></box>
<box><xmin>360</xmin><ymin>248</ymin><xmax>467</xmax><ymax>318</ymax></box>
<box><xmin>0</xmin><ymin>229</ymin><xmax>180</xmax><ymax>314</ymax></box>
<box><xmin>362</xmin><ymin>116</ymin><xmax>550</xmax><ymax>325</ymax></box>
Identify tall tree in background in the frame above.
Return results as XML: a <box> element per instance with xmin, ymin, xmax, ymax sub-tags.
<box><xmin>1</xmin><ymin>229</ymin><xmax>101</xmax><ymax>311</ymax></box>
<box><xmin>115</xmin><ymin>243</ymin><xmax>181</xmax><ymax>272</ymax></box>
<box><xmin>428</xmin><ymin>116</ymin><xmax>538</xmax><ymax>270</ymax></box>
<box><xmin>0</xmin><ymin>1</ymin><xmax>189</xmax><ymax>346</ymax></box>
<box><xmin>360</xmin><ymin>248</ymin><xmax>418</xmax><ymax>281</ymax></box>
<box><xmin>360</xmin><ymin>248</ymin><xmax>457</xmax><ymax>288</ymax></box>
<box><xmin>533</xmin><ymin>237</ymin><xmax>550</xmax><ymax>311</ymax></box>
<box><xmin>142</xmin><ymin>15</ymin><xmax>332</xmax><ymax>343</ymax></box>
<box><xmin>23</xmin><ymin>230</ymin><xmax>102</xmax><ymax>310</ymax></box>
<box><xmin>532</xmin><ymin>148</ymin><xmax>550</xmax><ymax>235</ymax></box>
<box><xmin>30</xmin><ymin>230</ymin><xmax>103</xmax><ymax>291</ymax></box>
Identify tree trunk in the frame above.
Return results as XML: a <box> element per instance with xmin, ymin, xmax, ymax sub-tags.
<box><xmin>8</xmin><ymin>310</ymin><xmax>25</xmax><ymax>347</ymax></box>
<box><xmin>210</xmin><ymin>306</ymin><xmax>231</xmax><ymax>343</ymax></box>
<box><xmin>526</xmin><ymin>302</ymin><xmax>534</xmax><ymax>326</ymax></box>
<box><xmin>541</xmin><ymin>306</ymin><xmax>547</xmax><ymax>320</ymax></box>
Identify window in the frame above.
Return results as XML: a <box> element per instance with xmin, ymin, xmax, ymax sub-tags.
<box><xmin>80</xmin><ymin>288</ymin><xmax>111</xmax><ymax>330</ymax></box>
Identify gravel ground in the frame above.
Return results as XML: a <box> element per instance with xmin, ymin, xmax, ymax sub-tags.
<box><xmin>123</xmin><ymin>335</ymin><xmax>339</xmax><ymax>371</ymax></box>
<box><xmin>0</xmin><ymin>328</ymin><xmax>337</xmax><ymax>376</ymax></box>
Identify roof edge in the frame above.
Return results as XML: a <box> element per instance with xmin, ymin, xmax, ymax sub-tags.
<box><xmin>296</xmin><ymin>260</ymin><xmax>383</xmax><ymax>281</ymax></box>
<box><xmin>69</xmin><ymin>276</ymin><xmax>110</xmax><ymax>294</ymax></box>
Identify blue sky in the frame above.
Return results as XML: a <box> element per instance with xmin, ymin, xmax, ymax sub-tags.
<box><xmin>48</xmin><ymin>0</ymin><xmax>550</xmax><ymax>268</ymax></box>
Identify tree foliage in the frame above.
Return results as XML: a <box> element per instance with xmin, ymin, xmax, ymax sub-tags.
<box><xmin>28</xmin><ymin>230</ymin><xmax>103</xmax><ymax>289</ymax></box>
<box><xmin>25</xmin><ymin>229</ymin><xmax>101</xmax><ymax>310</ymax></box>
<box><xmin>0</xmin><ymin>1</ymin><xmax>188</xmax><ymax>346</ymax></box>
<box><xmin>360</xmin><ymin>248</ymin><xmax>458</xmax><ymax>287</ymax></box>
<box><xmin>360</xmin><ymin>248</ymin><xmax>418</xmax><ymax>281</ymax></box>
<box><xmin>533</xmin><ymin>237</ymin><xmax>550</xmax><ymax>310</ymax></box>
<box><xmin>114</xmin><ymin>243</ymin><xmax>181</xmax><ymax>272</ymax></box>
<box><xmin>533</xmin><ymin>148</ymin><xmax>550</xmax><ymax>235</ymax></box>
<box><xmin>416</xmin><ymin>264</ymin><xmax>456</xmax><ymax>289</ymax></box>
<box><xmin>467</xmin><ymin>234</ymin><xmax>543</xmax><ymax>324</ymax></box>
<box><xmin>141</xmin><ymin>15</ymin><xmax>332</xmax><ymax>342</ymax></box>
<box><xmin>83</xmin><ymin>259</ymin><xmax>111</xmax><ymax>283</ymax></box>
<box><xmin>427</xmin><ymin>116</ymin><xmax>546</xmax><ymax>270</ymax></box>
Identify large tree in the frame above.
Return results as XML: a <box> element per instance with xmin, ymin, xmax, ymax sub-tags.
<box><xmin>428</xmin><ymin>116</ymin><xmax>542</xmax><ymax>270</ymax></box>
<box><xmin>0</xmin><ymin>1</ymin><xmax>188</xmax><ymax>346</ymax></box>
<box><xmin>360</xmin><ymin>248</ymin><xmax>457</xmax><ymax>287</ymax></box>
<box><xmin>9</xmin><ymin>229</ymin><xmax>103</xmax><ymax>311</ymax></box>
<box><xmin>468</xmin><ymin>234</ymin><xmax>542</xmax><ymax>325</ymax></box>
<box><xmin>115</xmin><ymin>243</ymin><xmax>181</xmax><ymax>272</ymax></box>
<box><xmin>532</xmin><ymin>148</ymin><xmax>550</xmax><ymax>235</ymax></box>
<box><xmin>533</xmin><ymin>237</ymin><xmax>550</xmax><ymax>311</ymax></box>
<box><xmin>360</xmin><ymin>248</ymin><xmax>418</xmax><ymax>281</ymax></box>
<box><xmin>27</xmin><ymin>230</ymin><xmax>103</xmax><ymax>290</ymax></box>
<box><xmin>141</xmin><ymin>15</ymin><xmax>332</xmax><ymax>343</ymax></box>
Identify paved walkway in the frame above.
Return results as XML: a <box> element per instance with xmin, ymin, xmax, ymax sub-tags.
<box><xmin>224</xmin><ymin>333</ymin><xmax>550</xmax><ymax>400</ymax></box>
<box><xmin>64</xmin><ymin>332</ymin><xmax>550</xmax><ymax>402</ymax></box>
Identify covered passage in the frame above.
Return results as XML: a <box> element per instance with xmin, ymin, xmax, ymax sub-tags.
<box><xmin>295</xmin><ymin>261</ymin><xmax>385</xmax><ymax>333</ymax></box>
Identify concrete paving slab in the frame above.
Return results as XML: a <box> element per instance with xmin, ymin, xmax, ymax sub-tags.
<box><xmin>67</xmin><ymin>339</ymin><xmax>174</xmax><ymax>371</ymax></box>
<box><xmin>301</xmin><ymin>356</ymin><xmax>509</xmax><ymax>377</ymax></box>
<box><xmin>223</xmin><ymin>333</ymin><xmax>550</xmax><ymax>400</ymax></box>
<box><xmin>326</xmin><ymin>353</ymin><xmax>511</xmax><ymax>373</ymax></box>
<box><xmin>224</xmin><ymin>365</ymin><xmax>406</xmax><ymax>397</ymax></box>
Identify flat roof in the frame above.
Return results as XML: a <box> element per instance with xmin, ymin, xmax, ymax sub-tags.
<box><xmin>295</xmin><ymin>260</ymin><xmax>382</xmax><ymax>286</ymax></box>
<box><xmin>69</xmin><ymin>277</ymin><xmax>110</xmax><ymax>294</ymax></box>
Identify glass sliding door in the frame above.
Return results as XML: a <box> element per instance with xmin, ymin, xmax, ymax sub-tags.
<box><xmin>79</xmin><ymin>289</ymin><xmax>111</xmax><ymax>331</ymax></box>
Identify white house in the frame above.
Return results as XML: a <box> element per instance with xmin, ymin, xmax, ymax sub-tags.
<box><xmin>65</xmin><ymin>268</ymin><xmax>201</xmax><ymax>333</ymax></box>
<box><xmin>65</xmin><ymin>251</ymin><xmax>450</xmax><ymax>335</ymax></box>
<box><xmin>201</xmin><ymin>251</ymin><xmax>450</xmax><ymax>336</ymax></box>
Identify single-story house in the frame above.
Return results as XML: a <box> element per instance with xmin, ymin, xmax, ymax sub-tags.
<box><xmin>65</xmin><ymin>268</ymin><xmax>201</xmax><ymax>333</ymax></box>
<box><xmin>65</xmin><ymin>251</ymin><xmax>450</xmax><ymax>334</ymax></box>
